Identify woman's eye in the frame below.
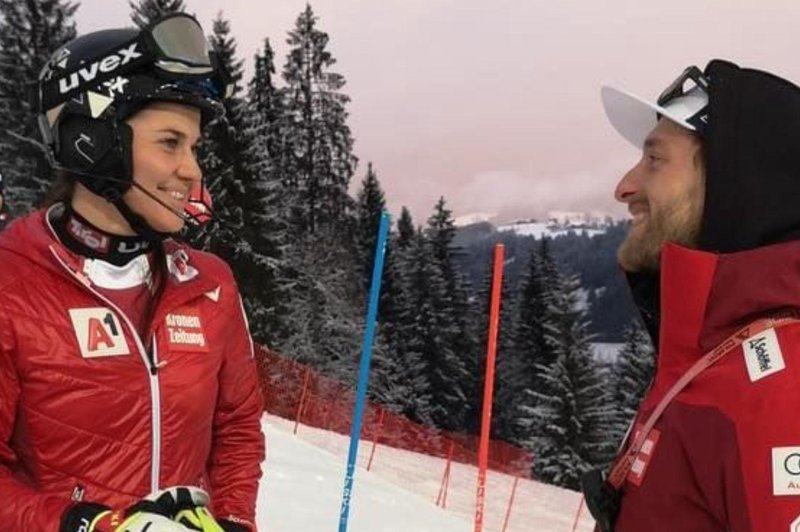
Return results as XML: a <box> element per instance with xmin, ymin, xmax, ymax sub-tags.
<box><xmin>160</xmin><ymin>138</ymin><xmax>179</xmax><ymax>149</ymax></box>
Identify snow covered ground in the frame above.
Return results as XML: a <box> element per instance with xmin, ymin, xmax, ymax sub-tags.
<box><xmin>257</xmin><ymin>414</ymin><xmax>596</xmax><ymax>532</ymax></box>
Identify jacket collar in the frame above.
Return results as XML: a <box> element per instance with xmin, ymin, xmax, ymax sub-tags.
<box><xmin>0</xmin><ymin>210</ymin><xmax>219</xmax><ymax>314</ymax></box>
<box><xmin>651</xmin><ymin>240</ymin><xmax>800</xmax><ymax>385</ymax></box>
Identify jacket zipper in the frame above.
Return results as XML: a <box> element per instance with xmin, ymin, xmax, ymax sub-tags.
<box><xmin>50</xmin><ymin>249</ymin><xmax>163</xmax><ymax>493</ymax></box>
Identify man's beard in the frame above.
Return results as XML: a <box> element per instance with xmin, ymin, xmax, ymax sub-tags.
<box><xmin>617</xmin><ymin>193</ymin><xmax>704</xmax><ymax>272</ymax></box>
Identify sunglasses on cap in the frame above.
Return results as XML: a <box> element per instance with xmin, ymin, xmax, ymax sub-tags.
<box><xmin>656</xmin><ymin>65</ymin><xmax>710</xmax><ymax>135</ymax></box>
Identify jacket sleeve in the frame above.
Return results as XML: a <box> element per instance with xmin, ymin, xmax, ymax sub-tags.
<box><xmin>208</xmin><ymin>284</ymin><xmax>266</xmax><ymax>531</ymax></box>
<box><xmin>0</xmin><ymin>306</ymin><xmax>72</xmax><ymax>529</ymax></box>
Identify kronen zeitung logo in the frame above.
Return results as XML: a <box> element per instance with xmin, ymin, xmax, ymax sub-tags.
<box><xmin>165</xmin><ymin>312</ymin><xmax>206</xmax><ymax>349</ymax></box>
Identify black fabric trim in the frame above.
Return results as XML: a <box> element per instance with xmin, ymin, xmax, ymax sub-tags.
<box><xmin>625</xmin><ymin>269</ymin><xmax>661</xmax><ymax>350</ymax></box>
<box><xmin>49</xmin><ymin>202</ymin><xmax>153</xmax><ymax>266</ymax></box>
<box><xmin>60</xmin><ymin>502</ymin><xmax>110</xmax><ymax>532</ymax></box>
<box><xmin>218</xmin><ymin>519</ymin><xmax>251</xmax><ymax>532</ymax></box>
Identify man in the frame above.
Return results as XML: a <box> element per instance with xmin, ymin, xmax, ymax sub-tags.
<box><xmin>583</xmin><ymin>60</ymin><xmax>800</xmax><ymax>531</ymax></box>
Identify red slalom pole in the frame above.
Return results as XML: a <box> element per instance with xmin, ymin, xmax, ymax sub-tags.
<box><xmin>474</xmin><ymin>244</ymin><xmax>505</xmax><ymax>532</ymax></box>
<box><xmin>294</xmin><ymin>367</ymin><xmax>311</xmax><ymax>435</ymax></box>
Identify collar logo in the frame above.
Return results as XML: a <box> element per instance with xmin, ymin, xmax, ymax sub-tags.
<box><xmin>69</xmin><ymin>307</ymin><xmax>130</xmax><ymax>358</ymax></box>
<box><xmin>58</xmin><ymin>42</ymin><xmax>142</xmax><ymax>95</ymax></box>
<box><xmin>743</xmin><ymin>327</ymin><xmax>785</xmax><ymax>382</ymax></box>
<box><xmin>68</xmin><ymin>217</ymin><xmax>109</xmax><ymax>253</ymax></box>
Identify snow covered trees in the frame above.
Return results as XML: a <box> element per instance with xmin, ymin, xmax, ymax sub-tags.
<box><xmin>0</xmin><ymin>0</ymin><xmax>77</xmax><ymax>213</ymax></box>
<box><xmin>519</xmin><ymin>273</ymin><xmax>616</xmax><ymax>489</ymax></box>
<box><xmin>129</xmin><ymin>0</ymin><xmax>185</xmax><ymax>27</ymax></box>
<box><xmin>282</xmin><ymin>3</ymin><xmax>356</xmax><ymax>235</ymax></box>
<box><xmin>611</xmin><ymin>320</ymin><xmax>655</xmax><ymax>443</ymax></box>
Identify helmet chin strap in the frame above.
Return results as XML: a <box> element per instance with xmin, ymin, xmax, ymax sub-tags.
<box><xmin>52</xmin><ymin>163</ymin><xmax>203</xmax><ymax>240</ymax></box>
<box><xmin>112</xmin><ymin>192</ymin><xmax>171</xmax><ymax>243</ymax></box>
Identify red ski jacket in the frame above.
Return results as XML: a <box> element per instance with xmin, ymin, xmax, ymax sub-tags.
<box><xmin>614</xmin><ymin>242</ymin><xmax>800</xmax><ymax>531</ymax></box>
<box><xmin>0</xmin><ymin>210</ymin><xmax>265</xmax><ymax>530</ymax></box>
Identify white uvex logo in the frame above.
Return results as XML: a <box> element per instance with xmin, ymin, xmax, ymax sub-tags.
<box><xmin>58</xmin><ymin>43</ymin><xmax>142</xmax><ymax>94</ymax></box>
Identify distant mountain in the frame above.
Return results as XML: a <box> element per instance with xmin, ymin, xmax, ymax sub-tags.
<box><xmin>454</xmin><ymin>212</ymin><xmax>497</xmax><ymax>227</ymax></box>
<box><xmin>497</xmin><ymin>210</ymin><xmax>615</xmax><ymax>238</ymax></box>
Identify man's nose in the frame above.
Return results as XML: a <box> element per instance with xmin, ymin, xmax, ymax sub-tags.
<box><xmin>614</xmin><ymin>163</ymin><xmax>641</xmax><ymax>203</ymax></box>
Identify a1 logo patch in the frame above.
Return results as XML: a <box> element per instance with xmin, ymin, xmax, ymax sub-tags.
<box><xmin>69</xmin><ymin>308</ymin><xmax>129</xmax><ymax>358</ymax></box>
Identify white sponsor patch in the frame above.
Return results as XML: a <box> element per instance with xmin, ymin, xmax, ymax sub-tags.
<box><xmin>165</xmin><ymin>308</ymin><xmax>208</xmax><ymax>352</ymax></box>
<box><xmin>791</xmin><ymin>514</ymin><xmax>800</xmax><ymax>531</ymax></box>
<box><xmin>69</xmin><ymin>308</ymin><xmax>129</xmax><ymax>358</ymax></box>
<box><xmin>743</xmin><ymin>328</ymin><xmax>785</xmax><ymax>382</ymax></box>
<box><xmin>772</xmin><ymin>447</ymin><xmax>800</xmax><ymax>496</ymax></box>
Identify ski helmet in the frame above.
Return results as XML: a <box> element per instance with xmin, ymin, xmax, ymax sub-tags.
<box><xmin>33</xmin><ymin>13</ymin><xmax>226</xmax><ymax>233</ymax></box>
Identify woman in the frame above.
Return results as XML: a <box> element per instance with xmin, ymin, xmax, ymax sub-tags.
<box><xmin>0</xmin><ymin>14</ymin><xmax>264</xmax><ymax>532</ymax></box>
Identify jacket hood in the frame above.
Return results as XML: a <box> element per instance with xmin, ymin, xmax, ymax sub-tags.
<box><xmin>700</xmin><ymin>59</ymin><xmax>800</xmax><ymax>252</ymax></box>
<box><xmin>627</xmin><ymin>59</ymin><xmax>800</xmax><ymax>344</ymax></box>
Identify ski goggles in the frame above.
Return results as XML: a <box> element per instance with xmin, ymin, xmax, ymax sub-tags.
<box><xmin>36</xmin><ymin>13</ymin><xmax>230</xmax><ymax>112</ymax></box>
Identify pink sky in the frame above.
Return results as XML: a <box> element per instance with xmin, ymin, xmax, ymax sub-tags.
<box><xmin>76</xmin><ymin>0</ymin><xmax>800</xmax><ymax>223</ymax></box>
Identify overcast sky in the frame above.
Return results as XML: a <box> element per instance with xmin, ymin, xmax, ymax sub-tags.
<box><xmin>75</xmin><ymin>0</ymin><xmax>800</xmax><ymax>223</ymax></box>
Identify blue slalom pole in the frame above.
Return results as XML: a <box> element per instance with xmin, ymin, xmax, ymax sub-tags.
<box><xmin>338</xmin><ymin>211</ymin><xmax>391</xmax><ymax>532</ymax></box>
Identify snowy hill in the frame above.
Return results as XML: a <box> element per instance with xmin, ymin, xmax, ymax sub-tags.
<box><xmin>496</xmin><ymin>212</ymin><xmax>614</xmax><ymax>239</ymax></box>
<box><xmin>258</xmin><ymin>414</ymin><xmax>596</xmax><ymax>531</ymax></box>
<box><xmin>496</xmin><ymin>221</ymin><xmax>606</xmax><ymax>239</ymax></box>
<box><xmin>454</xmin><ymin>212</ymin><xmax>497</xmax><ymax>227</ymax></box>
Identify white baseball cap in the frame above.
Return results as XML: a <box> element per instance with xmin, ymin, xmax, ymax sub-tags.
<box><xmin>601</xmin><ymin>66</ymin><xmax>709</xmax><ymax>148</ymax></box>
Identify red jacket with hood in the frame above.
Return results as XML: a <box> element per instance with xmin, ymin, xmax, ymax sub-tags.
<box><xmin>611</xmin><ymin>60</ymin><xmax>800</xmax><ymax>530</ymax></box>
<box><xmin>0</xmin><ymin>209</ymin><xmax>265</xmax><ymax>530</ymax></box>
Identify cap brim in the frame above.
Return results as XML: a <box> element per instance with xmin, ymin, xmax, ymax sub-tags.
<box><xmin>601</xmin><ymin>85</ymin><xmax>695</xmax><ymax>148</ymax></box>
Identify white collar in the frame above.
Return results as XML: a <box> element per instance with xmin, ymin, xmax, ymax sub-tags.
<box><xmin>82</xmin><ymin>254</ymin><xmax>152</xmax><ymax>289</ymax></box>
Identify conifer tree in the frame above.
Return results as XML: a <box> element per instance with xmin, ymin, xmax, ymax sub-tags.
<box><xmin>425</xmin><ymin>197</ymin><xmax>476</xmax><ymax>430</ymax></box>
<box><xmin>282</xmin><ymin>3</ymin><xmax>357</xmax><ymax>234</ymax></box>
<box><xmin>468</xmin><ymin>257</ymin><xmax>515</xmax><ymax>437</ymax></box>
<box><xmin>0</xmin><ymin>0</ymin><xmax>77</xmax><ymax>214</ymax></box>
<box><xmin>129</xmin><ymin>0</ymin><xmax>185</xmax><ymax>28</ymax></box>
<box><xmin>612</xmin><ymin>319</ymin><xmax>655</xmax><ymax>442</ymax></box>
<box><xmin>396</xmin><ymin>206</ymin><xmax>415</xmax><ymax>250</ymax></box>
<box><xmin>519</xmin><ymin>274</ymin><xmax>616</xmax><ymax>490</ymax></box>
<box><xmin>236</xmin><ymin>37</ymin><xmax>291</xmax><ymax>346</ymax></box>
<box><xmin>354</xmin><ymin>162</ymin><xmax>386</xmax><ymax>292</ymax></box>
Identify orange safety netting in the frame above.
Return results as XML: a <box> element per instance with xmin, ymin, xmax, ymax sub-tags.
<box><xmin>255</xmin><ymin>345</ymin><xmax>533</xmax><ymax>479</ymax></box>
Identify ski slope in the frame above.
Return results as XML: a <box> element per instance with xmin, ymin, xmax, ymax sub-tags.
<box><xmin>257</xmin><ymin>414</ymin><xmax>596</xmax><ymax>531</ymax></box>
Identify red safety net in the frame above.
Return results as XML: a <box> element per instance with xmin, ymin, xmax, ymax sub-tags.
<box><xmin>255</xmin><ymin>345</ymin><xmax>533</xmax><ymax>479</ymax></box>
